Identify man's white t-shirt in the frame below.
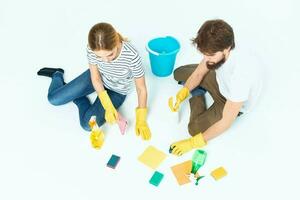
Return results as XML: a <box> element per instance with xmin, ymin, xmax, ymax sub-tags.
<box><xmin>215</xmin><ymin>47</ymin><xmax>264</xmax><ymax>113</ymax></box>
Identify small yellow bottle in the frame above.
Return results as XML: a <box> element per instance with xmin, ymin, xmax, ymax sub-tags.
<box><xmin>89</xmin><ymin>116</ymin><xmax>104</xmax><ymax>149</ymax></box>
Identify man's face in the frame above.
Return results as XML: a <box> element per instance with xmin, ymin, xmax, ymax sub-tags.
<box><xmin>203</xmin><ymin>51</ymin><xmax>226</xmax><ymax>70</ymax></box>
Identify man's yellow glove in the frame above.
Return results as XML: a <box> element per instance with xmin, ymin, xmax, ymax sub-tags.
<box><xmin>169</xmin><ymin>133</ymin><xmax>206</xmax><ymax>156</ymax></box>
<box><xmin>98</xmin><ymin>90</ymin><xmax>118</xmax><ymax>124</ymax></box>
<box><xmin>169</xmin><ymin>87</ymin><xmax>190</xmax><ymax>112</ymax></box>
<box><xmin>135</xmin><ymin>108</ymin><xmax>151</xmax><ymax>140</ymax></box>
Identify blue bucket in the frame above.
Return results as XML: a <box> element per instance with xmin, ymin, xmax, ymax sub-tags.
<box><xmin>146</xmin><ymin>36</ymin><xmax>180</xmax><ymax>77</ymax></box>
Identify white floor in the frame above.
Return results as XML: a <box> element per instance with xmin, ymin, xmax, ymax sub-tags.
<box><xmin>1</xmin><ymin>0</ymin><xmax>300</xmax><ymax>199</ymax></box>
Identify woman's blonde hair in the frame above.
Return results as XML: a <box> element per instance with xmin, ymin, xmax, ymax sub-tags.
<box><xmin>88</xmin><ymin>22</ymin><xmax>126</xmax><ymax>51</ymax></box>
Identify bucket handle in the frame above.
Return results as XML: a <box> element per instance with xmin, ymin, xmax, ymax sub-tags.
<box><xmin>145</xmin><ymin>44</ymin><xmax>160</xmax><ymax>56</ymax></box>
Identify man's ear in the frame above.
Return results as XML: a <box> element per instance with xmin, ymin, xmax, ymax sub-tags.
<box><xmin>223</xmin><ymin>46</ymin><xmax>231</xmax><ymax>54</ymax></box>
<box><xmin>224</xmin><ymin>46</ymin><xmax>231</xmax><ymax>53</ymax></box>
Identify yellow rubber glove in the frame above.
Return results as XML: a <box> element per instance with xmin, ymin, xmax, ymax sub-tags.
<box><xmin>170</xmin><ymin>133</ymin><xmax>206</xmax><ymax>156</ymax></box>
<box><xmin>168</xmin><ymin>87</ymin><xmax>190</xmax><ymax>112</ymax></box>
<box><xmin>135</xmin><ymin>108</ymin><xmax>151</xmax><ymax>140</ymax></box>
<box><xmin>98</xmin><ymin>90</ymin><xmax>118</xmax><ymax>124</ymax></box>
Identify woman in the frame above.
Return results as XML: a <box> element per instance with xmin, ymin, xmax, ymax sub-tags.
<box><xmin>37</xmin><ymin>22</ymin><xmax>151</xmax><ymax>140</ymax></box>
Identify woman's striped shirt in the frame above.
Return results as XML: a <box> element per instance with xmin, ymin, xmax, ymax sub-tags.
<box><xmin>86</xmin><ymin>41</ymin><xmax>144</xmax><ymax>95</ymax></box>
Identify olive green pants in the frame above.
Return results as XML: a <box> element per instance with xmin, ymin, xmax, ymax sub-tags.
<box><xmin>174</xmin><ymin>64</ymin><xmax>227</xmax><ymax>136</ymax></box>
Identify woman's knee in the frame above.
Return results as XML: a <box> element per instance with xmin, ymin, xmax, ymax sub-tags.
<box><xmin>80</xmin><ymin>119</ymin><xmax>91</xmax><ymax>132</ymax></box>
<box><xmin>80</xmin><ymin>114</ymin><xmax>105</xmax><ymax>132</ymax></box>
<box><xmin>47</xmin><ymin>93</ymin><xmax>64</xmax><ymax>106</ymax></box>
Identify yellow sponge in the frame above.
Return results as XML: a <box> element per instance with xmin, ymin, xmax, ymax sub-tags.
<box><xmin>211</xmin><ymin>167</ymin><xmax>227</xmax><ymax>180</ymax></box>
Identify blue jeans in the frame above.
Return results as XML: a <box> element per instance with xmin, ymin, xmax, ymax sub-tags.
<box><xmin>47</xmin><ymin>69</ymin><xmax>126</xmax><ymax>131</ymax></box>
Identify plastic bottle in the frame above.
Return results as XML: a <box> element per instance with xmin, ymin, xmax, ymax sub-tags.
<box><xmin>89</xmin><ymin>116</ymin><xmax>104</xmax><ymax>149</ymax></box>
<box><xmin>191</xmin><ymin>150</ymin><xmax>207</xmax><ymax>174</ymax></box>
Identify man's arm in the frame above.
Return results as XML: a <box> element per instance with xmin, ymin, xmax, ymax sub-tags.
<box><xmin>203</xmin><ymin>100</ymin><xmax>243</xmax><ymax>141</ymax></box>
<box><xmin>184</xmin><ymin>59</ymin><xmax>209</xmax><ymax>91</ymax></box>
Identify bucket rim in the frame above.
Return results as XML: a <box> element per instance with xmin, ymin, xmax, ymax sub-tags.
<box><xmin>146</xmin><ymin>36</ymin><xmax>180</xmax><ymax>56</ymax></box>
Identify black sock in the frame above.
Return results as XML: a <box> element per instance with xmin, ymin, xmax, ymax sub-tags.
<box><xmin>37</xmin><ymin>67</ymin><xmax>64</xmax><ymax>78</ymax></box>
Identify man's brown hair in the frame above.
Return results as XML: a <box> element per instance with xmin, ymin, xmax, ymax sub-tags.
<box><xmin>192</xmin><ymin>19</ymin><xmax>235</xmax><ymax>54</ymax></box>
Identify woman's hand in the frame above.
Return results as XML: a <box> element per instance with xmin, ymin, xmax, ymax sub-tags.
<box><xmin>134</xmin><ymin>77</ymin><xmax>151</xmax><ymax>140</ymax></box>
<box><xmin>135</xmin><ymin>108</ymin><xmax>151</xmax><ymax>140</ymax></box>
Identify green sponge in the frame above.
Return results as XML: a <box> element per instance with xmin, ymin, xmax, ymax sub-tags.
<box><xmin>149</xmin><ymin>171</ymin><xmax>164</xmax><ymax>186</ymax></box>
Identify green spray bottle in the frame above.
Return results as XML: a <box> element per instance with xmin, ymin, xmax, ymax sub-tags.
<box><xmin>191</xmin><ymin>150</ymin><xmax>207</xmax><ymax>185</ymax></box>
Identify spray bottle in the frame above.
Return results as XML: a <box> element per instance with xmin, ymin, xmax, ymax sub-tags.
<box><xmin>89</xmin><ymin>116</ymin><xmax>104</xmax><ymax>149</ymax></box>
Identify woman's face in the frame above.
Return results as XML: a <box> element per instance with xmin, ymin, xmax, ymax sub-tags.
<box><xmin>93</xmin><ymin>44</ymin><xmax>120</xmax><ymax>62</ymax></box>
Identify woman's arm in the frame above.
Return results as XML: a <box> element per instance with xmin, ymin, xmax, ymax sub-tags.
<box><xmin>89</xmin><ymin>64</ymin><xmax>105</xmax><ymax>93</ymax></box>
<box><xmin>89</xmin><ymin>64</ymin><xmax>119</xmax><ymax>123</ymax></box>
<box><xmin>134</xmin><ymin>76</ymin><xmax>151</xmax><ymax>140</ymax></box>
<box><xmin>134</xmin><ymin>76</ymin><xmax>147</xmax><ymax>108</ymax></box>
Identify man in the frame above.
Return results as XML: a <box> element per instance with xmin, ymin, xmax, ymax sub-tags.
<box><xmin>169</xmin><ymin>19</ymin><xmax>263</xmax><ymax>156</ymax></box>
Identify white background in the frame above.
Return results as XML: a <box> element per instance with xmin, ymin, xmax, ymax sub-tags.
<box><xmin>0</xmin><ymin>0</ymin><xmax>299</xmax><ymax>199</ymax></box>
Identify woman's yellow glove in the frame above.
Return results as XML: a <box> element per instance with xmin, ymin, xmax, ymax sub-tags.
<box><xmin>135</xmin><ymin>108</ymin><xmax>151</xmax><ymax>140</ymax></box>
<box><xmin>169</xmin><ymin>87</ymin><xmax>190</xmax><ymax>112</ymax></box>
<box><xmin>169</xmin><ymin>133</ymin><xmax>206</xmax><ymax>156</ymax></box>
<box><xmin>98</xmin><ymin>90</ymin><xmax>118</xmax><ymax>124</ymax></box>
